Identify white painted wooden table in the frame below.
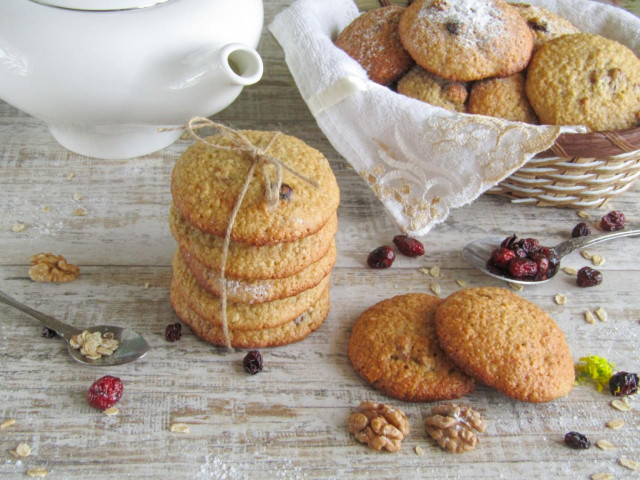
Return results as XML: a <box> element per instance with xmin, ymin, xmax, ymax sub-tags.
<box><xmin>0</xmin><ymin>2</ymin><xmax>639</xmax><ymax>479</ymax></box>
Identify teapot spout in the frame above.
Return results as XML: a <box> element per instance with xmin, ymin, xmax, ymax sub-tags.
<box><xmin>219</xmin><ymin>43</ymin><xmax>263</xmax><ymax>86</ymax></box>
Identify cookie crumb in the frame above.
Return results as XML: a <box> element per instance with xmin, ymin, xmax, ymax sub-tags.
<box><xmin>144</xmin><ymin>282</ymin><xmax>150</xmax><ymax>289</ymax></box>
<box><xmin>41</xmin><ymin>206</ymin><xmax>51</xmax><ymax>213</ymax></box>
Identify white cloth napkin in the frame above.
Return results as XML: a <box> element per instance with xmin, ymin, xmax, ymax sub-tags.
<box><xmin>269</xmin><ymin>0</ymin><xmax>640</xmax><ymax>235</ymax></box>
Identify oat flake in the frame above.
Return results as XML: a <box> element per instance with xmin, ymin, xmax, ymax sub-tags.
<box><xmin>169</xmin><ymin>423</ymin><xmax>190</xmax><ymax>433</ymax></box>
<box><xmin>430</xmin><ymin>282</ymin><xmax>441</xmax><ymax>296</ymax></box>
<box><xmin>415</xmin><ymin>445</ymin><xmax>424</xmax><ymax>456</ymax></box>
<box><xmin>592</xmin><ymin>254</ymin><xmax>605</xmax><ymax>266</ymax></box>
<box><xmin>562</xmin><ymin>267</ymin><xmax>578</xmax><ymax>275</ymax></box>
<box><xmin>429</xmin><ymin>266</ymin><xmax>440</xmax><ymax>278</ymax></box>
<box><xmin>584</xmin><ymin>311</ymin><xmax>596</xmax><ymax>324</ymax></box>
<box><xmin>507</xmin><ymin>282</ymin><xmax>523</xmax><ymax>291</ymax></box>
<box><xmin>611</xmin><ymin>399</ymin><xmax>631</xmax><ymax>412</ymax></box>
<box><xmin>16</xmin><ymin>443</ymin><xmax>31</xmax><ymax>457</ymax></box>
<box><xmin>581</xmin><ymin>250</ymin><xmax>593</xmax><ymax>260</ymax></box>
<box><xmin>606</xmin><ymin>419</ymin><xmax>624</xmax><ymax>430</ymax></box>
<box><xmin>104</xmin><ymin>407</ymin><xmax>119</xmax><ymax>416</ymax></box>
<box><xmin>596</xmin><ymin>439</ymin><xmax>615</xmax><ymax>450</ymax></box>
<box><xmin>577</xmin><ymin>210</ymin><xmax>590</xmax><ymax>219</ymax></box>
<box><xmin>554</xmin><ymin>293</ymin><xmax>567</xmax><ymax>305</ymax></box>
<box><xmin>619</xmin><ymin>457</ymin><xmax>639</xmax><ymax>471</ymax></box>
<box><xmin>41</xmin><ymin>206</ymin><xmax>51</xmax><ymax>213</ymax></box>
<box><xmin>65</xmin><ymin>172</ymin><xmax>75</xmax><ymax>181</ymax></box>
<box><xmin>591</xmin><ymin>474</ymin><xmax>613</xmax><ymax>480</ymax></box>
<box><xmin>72</xmin><ymin>192</ymin><xmax>84</xmax><ymax>202</ymax></box>
<box><xmin>0</xmin><ymin>419</ymin><xmax>16</xmax><ymax>429</ymax></box>
<box><xmin>455</xmin><ymin>279</ymin><xmax>467</xmax><ymax>287</ymax></box>
<box><xmin>595</xmin><ymin>307</ymin><xmax>607</xmax><ymax>322</ymax></box>
<box><xmin>72</xmin><ymin>208</ymin><xmax>87</xmax><ymax>216</ymax></box>
<box><xmin>27</xmin><ymin>468</ymin><xmax>47</xmax><ymax>478</ymax></box>
<box><xmin>11</xmin><ymin>223</ymin><xmax>25</xmax><ymax>232</ymax></box>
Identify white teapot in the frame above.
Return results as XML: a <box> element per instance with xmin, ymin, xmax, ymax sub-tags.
<box><xmin>0</xmin><ymin>0</ymin><xmax>264</xmax><ymax>159</ymax></box>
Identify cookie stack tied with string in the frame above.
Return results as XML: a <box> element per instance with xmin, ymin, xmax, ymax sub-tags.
<box><xmin>169</xmin><ymin>119</ymin><xmax>340</xmax><ymax>349</ymax></box>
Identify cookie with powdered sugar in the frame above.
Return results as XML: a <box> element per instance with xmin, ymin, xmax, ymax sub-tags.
<box><xmin>398</xmin><ymin>0</ymin><xmax>533</xmax><ymax>81</ymax></box>
<box><xmin>335</xmin><ymin>6</ymin><xmax>414</xmax><ymax>85</ymax></box>
<box><xmin>510</xmin><ymin>3</ymin><xmax>579</xmax><ymax>51</ymax></box>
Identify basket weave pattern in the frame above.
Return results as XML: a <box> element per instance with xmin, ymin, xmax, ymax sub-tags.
<box><xmin>357</xmin><ymin>0</ymin><xmax>640</xmax><ymax>208</ymax></box>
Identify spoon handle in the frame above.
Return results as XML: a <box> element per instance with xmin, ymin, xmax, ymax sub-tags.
<box><xmin>0</xmin><ymin>289</ymin><xmax>81</xmax><ymax>340</ymax></box>
<box><xmin>554</xmin><ymin>224</ymin><xmax>640</xmax><ymax>258</ymax></box>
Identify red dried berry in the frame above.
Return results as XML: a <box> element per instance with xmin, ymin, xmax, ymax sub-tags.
<box><xmin>538</xmin><ymin>247</ymin><xmax>560</xmax><ymax>269</ymax></box>
<box><xmin>490</xmin><ymin>248</ymin><xmax>516</xmax><ymax>268</ymax></box>
<box><xmin>576</xmin><ymin>267</ymin><xmax>603</xmax><ymax>287</ymax></box>
<box><xmin>508</xmin><ymin>258</ymin><xmax>538</xmax><ymax>279</ymax></box>
<box><xmin>564</xmin><ymin>431</ymin><xmax>591</xmax><ymax>449</ymax></box>
<box><xmin>571</xmin><ymin>222</ymin><xmax>591</xmax><ymax>238</ymax></box>
<box><xmin>243</xmin><ymin>350</ymin><xmax>263</xmax><ymax>375</ymax></box>
<box><xmin>530</xmin><ymin>253</ymin><xmax>549</xmax><ymax>275</ymax></box>
<box><xmin>600</xmin><ymin>211</ymin><xmax>626</xmax><ymax>231</ymax></box>
<box><xmin>500</xmin><ymin>234</ymin><xmax>518</xmax><ymax>249</ymax></box>
<box><xmin>165</xmin><ymin>323</ymin><xmax>182</xmax><ymax>342</ymax></box>
<box><xmin>519</xmin><ymin>238</ymin><xmax>541</xmax><ymax>255</ymax></box>
<box><xmin>393</xmin><ymin>235</ymin><xmax>424</xmax><ymax>257</ymax></box>
<box><xmin>367</xmin><ymin>246</ymin><xmax>395</xmax><ymax>269</ymax></box>
<box><xmin>87</xmin><ymin>375</ymin><xmax>123</xmax><ymax>410</ymax></box>
<box><xmin>609</xmin><ymin>371</ymin><xmax>638</xmax><ymax>397</ymax></box>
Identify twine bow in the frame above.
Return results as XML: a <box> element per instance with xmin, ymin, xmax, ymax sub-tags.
<box><xmin>179</xmin><ymin>117</ymin><xmax>319</xmax><ymax>350</ymax></box>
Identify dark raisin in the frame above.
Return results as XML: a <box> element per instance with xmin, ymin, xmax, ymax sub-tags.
<box><xmin>41</xmin><ymin>327</ymin><xmax>58</xmax><ymax>339</ymax></box>
<box><xmin>527</xmin><ymin>19</ymin><xmax>548</xmax><ymax>32</ymax></box>
<box><xmin>490</xmin><ymin>248</ymin><xmax>516</xmax><ymax>268</ymax></box>
<box><xmin>576</xmin><ymin>267</ymin><xmax>603</xmax><ymax>287</ymax></box>
<box><xmin>279</xmin><ymin>183</ymin><xmax>294</xmax><ymax>201</ymax></box>
<box><xmin>243</xmin><ymin>350</ymin><xmax>263</xmax><ymax>375</ymax></box>
<box><xmin>165</xmin><ymin>323</ymin><xmax>182</xmax><ymax>342</ymax></box>
<box><xmin>367</xmin><ymin>246</ymin><xmax>395</xmax><ymax>269</ymax></box>
<box><xmin>508</xmin><ymin>258</ymin><xmax>538</xmax><ymax>278</ymax></box>
<box><xmin>609</xmin><ymin>371</ymin><xmax>639</xmax><ymax>397</ymax></box>
<box><xmin>538</xmin><ymin>247</ymin><xmax>560</xmax><ymax>269</ymax></box>
<box><xmin>600</xmin><ymin>210</ymin><xmax>626</xmax><ymax>231</ymax></box>
<box><xmin>530</xmin><ymin>253</ymin><xmax>549</xmax><ymax>275</ymax></box>
<box><xmin>393</xmin><ymin>235</ymin><xmax>424</xmax><ymax>257</ymax></box>
<box><xmin>514</xmin><ymin>248</ymin><xmax>527</xmax><ymax>258</ymax></box>
<box><xmin>500</xmin><ymin>234</ymin><xmax>518</xmax><ymax>250</ymax></box>
<box><xmin>446</xmin><ymin>21</ymin><xmax>462</xmax><ymax>34</ymax></box>
<box><xmin>520</xmin><ymin>238</ymin><xmax>541</xmax><ymax>255</ymax></box>
<box><xmin>564</xmin><ymin>431</ymin><xmax>591</xmax><ymax>449</ymax></box>
<box><xmin>571</xmin><ymin>222</ymin><xmax>592</xmax><ymax>238</ymax></box>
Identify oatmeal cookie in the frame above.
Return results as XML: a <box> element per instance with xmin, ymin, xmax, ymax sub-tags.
<box><xmin>335</xmin><ymin>6</ymin><xmax>414</xmax><ymax>85</ymax></box>
<box><xmin>510</xmin><ymin>3</ymin><xmax>579</xmax><ymax>51</ymax></box>
<box><xmin>468</xmin><ymin>73</ymin><xmax>538</xmax><ymax>123</ymax></box>
<box><xmin>397</xmin><ymin>66</ymin><xmax>468</xmax><ymax>112</ymax></box>
<box><xmin>348</xmin><ymin>293</ymin><xmax>476</xmax><ymax>402</ymax></box>
<box><xmin>398</xmin><ymin>0</ymin><xmax>533</xmax><ymax>81</ymax></box>
<box><xmin>434</xmin><ymin>287</ymin><xmax>574</xmax><ymax>402</ymax></box>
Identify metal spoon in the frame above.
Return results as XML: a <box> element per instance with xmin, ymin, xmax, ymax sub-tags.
<box><xmin>463</xmin><ymin>225</ymin><xmax>640</xmax><ymax>285</ymax></box>
<box><xmin>0</xmin><ymin>289</ymin><xmax>150</xmax><ymax>365</ymax></box>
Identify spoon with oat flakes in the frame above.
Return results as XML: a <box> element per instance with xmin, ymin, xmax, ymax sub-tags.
<box><xmin>463</xmin><ymin>225</ymin><xmax>640</xmax><ymax>285</ymax></box>
<box><xmin>0</xmin><ymin>289</ymin><xmax>149</xmax><ymax>366</ymax></box>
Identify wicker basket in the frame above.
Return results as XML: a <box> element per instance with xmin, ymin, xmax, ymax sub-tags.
<box><xmin>355</xmin><ymin>0</ymin><xmax>640</xmax><ymax>208</ymax></box>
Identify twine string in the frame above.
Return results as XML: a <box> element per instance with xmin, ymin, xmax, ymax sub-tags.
<box><xmin>179</xmin><ymin>117</ymin><xmax>319</xmax><ymax>350</ymax></box>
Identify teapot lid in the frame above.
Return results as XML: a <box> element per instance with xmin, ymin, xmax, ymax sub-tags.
<box><xmin>29</xmin><ymin>0</ymin><xmax>172</xmax><ymax>11</ymax></box>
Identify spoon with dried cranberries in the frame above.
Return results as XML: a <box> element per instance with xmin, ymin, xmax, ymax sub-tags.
<box><xmin>462</xmin><ymin>224</ymin><xmax>640</xmax><ymax>285</ymax></box>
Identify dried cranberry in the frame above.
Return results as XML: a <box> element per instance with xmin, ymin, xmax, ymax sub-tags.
<box><xmin>393</xmin><ymin>235</ymin><xmax>424</xmax><ymax>257</ymax></box>
<box><xmin>609</xmin><ymin>371</ymin><xmax>639</xmax><ymax>397</ymax></box>
<box><xmin>500</xmin><ymin>234</ymin><xmax>518</xmax><ymax>250</ymax></box>
<box><xmin>571</xmin><ymin>222</ymin><xmax>592</xmax><ymax>238</ymax></box>
<box><xmin>279</xmin><ymin>183</ymin><xmax>294</xmax><ymax>201</ymax></box>
<box><xmin>538</xmin><ymin>247</ymin><xmax>560</xmax><ymax>269</ymax></box>
<box><xmin>600</xmin><ymin>211</ymin><xmax>626</xmax><ymax>231</ymax></box>
<box><xmin>41</xmin><ymin>327</ymin><xmax>58</xmax><ymax>339</ymax></box>
<box><xmin>576</xmin><ymin>267</ymin><xmax>603</xmax><ymax>287</ymax></box>
<box><xmin>514</xmin><ymin>248</ymin><xmax>527</xmax><ymax>258</ymax></box>
<box><xmin>367</xmin><ymin>246</ymin><xmax>395</xmax><ymax>269</ymax></box>
<box><xmin>508</xmin><ymin>258</ymin><xmax>538</xmax><ymax>278</ymax></box>
<box><xmin>165</xmin><ymin>323</ymin><xmax>182</xmax><ymax>342</ymax></box>
<box><xmin>87</xmin><ymin>375</ymin><xmax>123</xmax><ymax>410</ymax></box>
<box><xmin>243</xmin><ymin>350</ymin><xmax>263</xmax><ymax>375</ymax></box>
<box><xmin>490</xmin><ymin>248</ymin><xmax>516</xmax><ymax>268</ymax></box>
<box><xmin>519</xmin><ymin>238</ymin><xmax>541</xmax><ymax>255</ymax></box>
<box><xmin>530</xmin><ymin>253</ymin><xmax>549</xmax><ymax>275</ymax></box>
<box><xmin>564</xmin><ymin>431</ymin><xmax>591</xmax><ymax>449</ymax></box>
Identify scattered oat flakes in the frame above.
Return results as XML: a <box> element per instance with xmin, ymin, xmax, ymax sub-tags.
<box><xmin>619</xmin><ymin>457</ymin><xmax>639</xmax><ymax>471</ymax></box>
<box><xmin>27</xmin><ymin>468</ymin><xmax>47</xmax><ymax>478</ymax></box>
<box><xmin>592</xmin><ymin>254</ymin><xmax>605</xmax><ymax>266</ymax></box>
<box><xmin>169</xmin><ymin>423</ymin><xmax>190</xmax><ymax>433</ymax></box>
<box><xmin>591</xmin><ymin>474</ymin><xmax>613</xmax><ymax>480</ymax></box>
<box><xmin>429</xmin><ymin>266</ymin><xmax>441</xmax><ymax>278</ymax></box>
<box><xmin>65</xmin><ymin>172</ymin><xmax>75</xmax><ymax>181</ymax></box>
<box><xmin>415</xmin><ymin>445</ymin><xmax>425</xmax><ymax>456</ymax></box>
<box><xmin>606</xmin><ymin>419</ymin><xmax>624</xmax><ymax>430</ymax></box>
<box><xmin>0</xmin><ymin>419</ymin><xmax>16</xmax><ymax>430</ymax></box>
<box><xmin>104</xmin><ymin>407</ymin><xmax>119</xmax><ymax>416</ymax></box>
<box><xmin>611</xmin><ymin>399</ymin><xmax>631</xmax><ymax>412</ymax></box>
<box><xmin>11</xmin><ymin>223</ymin><xmax>25</xmax><ymax>233</ymax></box>
<box><xmin>15</xmin><ymin>443</ymin><xmax>31</xmax><ymax>457</ymax></box>
<box><xmin>577</xmin><ymin>210</ymin><xmax>590</xmax><ymax>220</ymax></box>
<box><xmin>419</xmin><ymin>268</ymin><xmax>429</xmax><ymax>276</ymax></box>
<box><xmin>507</xmin><ymin>282</ymin><xmax>523</xmax><ymax>292</ymax></box>
<box><xmin>430</xmin><ymin>281</ymin><xmax>441</xmax><ymax>296</ymax></box>
<box><xmin>581</xmin><ymin>250</ymin><xmax>593</xmax><ymax>260</ymax></box>
<box><xmin>595</xmin><ymin>307</ymin><xmax>608</xmax><ymax>322</ymax></box>
<box><xmin>596</xmin><ymin>439</ymin><xmax>615</xmax><ymax>450</ymax></box>
<box><xmin>554</xmin><ymin>293</ymin><xmax>567</xmax><ymax>305</ymax></box>
<box><xmin>584</xmin><ymin>311</ymin><xmax>596</xmax><ymax>324</ymax></box>
<box><xmin>562</xmin><ymin>267</ymin><xmax>578</xmax><ymax>276</ymax></box>
<box><xmin>144</xmin><ymin>282</ymin><xmax>150</xmax><ymax>289</ymax></box>
<box><xmin>41</xmin><ymin>206</ymin><xmax>51</xmax><ymax>213</ymax></box>
<box><xmin>72</xmin><ymin>208</ymin><xmax>87</xmax><ymax>216</ymax></box>
<box><xmin>69</xmin><ymin>330</ymin><xmax>119</xmax><ymax>360</ymax></box>
<box><xmin>455</xmin><ymin>279</ymin><xmax>467</xmax><ymax>287</ymax></box>
<box><xmin>72</xmin><ymin>192</ymin><xmax>84</xmax><ymax>202</ymax></box>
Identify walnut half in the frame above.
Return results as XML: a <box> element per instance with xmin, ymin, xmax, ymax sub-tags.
<box><xmin>29</xmin><ymin>253</ymin><xmax>79</xmax><ymax>283</ymax></box>
<box><xmin>425</xmin><ymin>403</ymin><xmax>486</xmax><ymax>453</ymax></box>
<box><xmin>348</xmin><ymin>401</ymin><xmax>410</xmax><ymax>453</ymax></box>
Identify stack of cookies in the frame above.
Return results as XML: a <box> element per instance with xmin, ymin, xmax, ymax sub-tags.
<box><xmin>169</xmin><ymin>130</ymin><xmax>340</xmax><ymax>349</ymax></box>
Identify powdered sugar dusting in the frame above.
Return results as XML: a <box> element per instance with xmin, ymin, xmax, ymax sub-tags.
<box><xmin>418</xmin><ymin>0</ymin><xmax>507</xmax><ymax>46</ymax></box>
